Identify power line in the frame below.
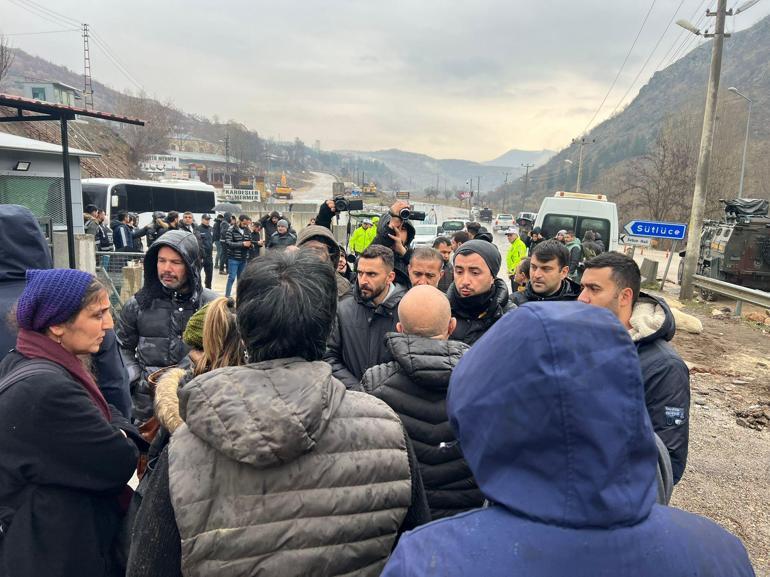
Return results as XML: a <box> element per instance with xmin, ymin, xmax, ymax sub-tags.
<box><xmin>89</xmin><ymin>32</ymin><xmax>144</xmax><ymax>92</ymax></box>
<box><xmin>607</xmin><ymin>0</ymin><xmax>688</xmax><ymax>118</ymax></box>
<box><xmin>12</xmin><ymin>0</ymin><xmax>82</xmax><ymax>27</ymax></box>
<box><xmin>5</xmin><ymin>28</ymin><xmax>80</xmax><ymax>36</ymax></box>
<box><xmin>654</xmin><ymin>0</ymin><xmax>710</xmax><ymax>70</ymax></box>
<box><xmin>581</xmin><ymin>0</ymin><xmax>658</xmax><ymax>135</ymax></box>
<box><xmin>6</xmin><ymin>0</ymin><xmax>68</xmax><ymax>28</ymax></box>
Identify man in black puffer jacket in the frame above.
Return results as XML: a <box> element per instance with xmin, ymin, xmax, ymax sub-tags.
<box><xmin>116</xmin><ymin>230</ymin><xmax>217</xmax><ymax>422</ymax></box>
<box><xmin>363</xmin><ymin>286</ymin><xmax>483</xmax><ymax>519</ymax></box>
<box><xmin>447</xmin><ymin>240</ymin><xmax>515</xmax><ymax>346</ymax></box>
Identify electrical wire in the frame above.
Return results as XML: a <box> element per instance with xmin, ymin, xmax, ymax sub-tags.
<box><xmin>4</xmin><ymin>28</ymin><xmax>80</xmax><ymax>36</ymax></box>
<box><xmin>11</xmin><ymin>0</ymin><xmax>82</xmax><ymax>28</ymax></box>
<box><xmin>581</xmin><ymin>0</ymin><xmax>658</xmax><ymax>135</ymax></box>
<box><xmin>654</xmin><ymin>0</ymin><xmax>710</xmax><ymax>70</ymax></box>
<box><xmin>607</xmin><ymin>0</ymin><xmax>688</xmax><ymax>118</ymax></box>
<box><xmin>89</xmin><ymin>32</ymin><xmax>144</xmax><ymax>92</ymax></box>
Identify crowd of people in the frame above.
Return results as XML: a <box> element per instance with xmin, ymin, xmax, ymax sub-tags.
<box><xmin>0</xmin><ymin>200</ymin><xmax>756</xmax><ymax>576</ymax></box>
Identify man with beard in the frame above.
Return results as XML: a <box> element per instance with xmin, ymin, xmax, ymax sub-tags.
<box><xmin>408</xmin><ymin>246</ymin><xmax>445</xmax><ymax>288</ymax></box>
<box><xmin>296</xmin><ymin>224</ymin><xmax>352</xmax><ymax>299</ymax></box>
<box><xmin>116</xmin><ymin>230</ymin><xmax>217</xmax><ymax>421</ymax></box>
<box><xmin>324</xmin><ymin>244</ymin><xmax>405</xmax><ymax>389</ymax></box>
<box><xmin>578</xmin><ymin>252</ymin><xmax>690</xmax><ymax>484</ymax></box>
<box><xmin>512</xmin><ymin>239</ymin><xmax>581</xmax><ymax>305</ymax></box>
<box><xmin>447</xmin><ymin>240</ymin><xmax>515</xmax><ymax>345</ymax></box>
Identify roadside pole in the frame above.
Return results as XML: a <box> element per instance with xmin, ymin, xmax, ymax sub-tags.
<box><xmin>680</xmin><ymin>0</ymin><xmax>728</xmax><ymax>300</ymax></box>
<box><xmin>660</xmin><ymin>240</ymin><xmax>677</xmax><ymax>292</ymax></box>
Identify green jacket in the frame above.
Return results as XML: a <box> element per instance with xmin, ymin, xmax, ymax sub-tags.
<box><xmin>348</xmin><ymin>225</ymin><xmax>376</xmax><ymax>254</ymax></box>
<box><xmin>506</xmin><ymin>237</ymin><xmax>527</xmax><ymax>276</ymax></box>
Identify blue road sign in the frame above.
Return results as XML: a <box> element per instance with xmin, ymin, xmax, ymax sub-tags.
<box><xmin>624</xmin><ymin>220</ymin><xmax>687</xmax><ymax>240</ymax></box>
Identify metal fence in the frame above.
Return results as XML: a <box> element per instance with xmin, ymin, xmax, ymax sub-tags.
<box><xmin>692</xmin><ymin>274</ymin><xmax>770</xmax><ymax>316</ymax></box>
<box><xmin>0</xmin><ymin>175</ymin><xmax>67</xmax><ymax>227</ymax></box>
<box><xmin>95</xmin><ymin>251</ymin><xmax>145</xmax><ymax>314</ymax></box>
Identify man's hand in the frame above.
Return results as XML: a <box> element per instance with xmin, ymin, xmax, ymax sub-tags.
<box><xmin>243</xmin><ymin>240</ymin><xmax>252</xmax><ymax>248</ymax></box>
<box><xmin>389</xmin><ymin>200</ymin><xmax>409</xmax><ymax>217</ymax></box>
<box><xmin>325</xmin><ymin>199</ymin><xmax>336</xmax><ymax>213</ymax></box>
<box><xmin>388</xmin><ymin>229</ymin><xmax>408</xmax><ymax>256</ymax></box>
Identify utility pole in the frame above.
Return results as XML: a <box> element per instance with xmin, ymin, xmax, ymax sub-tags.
<box><xmin>572</xmin><ymin>137</ymin><xmax>593</xmax><ymax>192</ymax></box>
<box><xmin>81</xmin><ymin>24</ymin><xmax>94</xmax><ymax>110</ymax></box>
<box><xmin>224</xmin><ymin>133</ymin><xmax>230</xmax><ymax>186</ymax></box>
<box><xmin>680</xmin><ymin>0</ymin><xmax>728</xmax><ymax>300</ymax></box>
<box><xmin>476</xmin><ymin>176</ymin><xmax>481</xmax><ymax>205</ymax></box>
<box><xmin>521</xmin><ymin>163</ymin><xmax>534</xmax><ymax>211</ymax></box>
<box><xmin>502</xmin><ymin>172</ymin><xmax>509</xmax><ymax>211</ymax></box>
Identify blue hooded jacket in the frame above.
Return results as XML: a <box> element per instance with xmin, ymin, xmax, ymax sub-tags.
<box><xmin>382</xmin><ymin>302</ymin><xmax>754</xmax><ymax>577</ymax></box>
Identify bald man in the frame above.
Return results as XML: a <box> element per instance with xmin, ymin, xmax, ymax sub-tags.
<box><xmin>362</xmin><ymin>286</ymin><xmax>483</xmax><ymax>519</ymax></box>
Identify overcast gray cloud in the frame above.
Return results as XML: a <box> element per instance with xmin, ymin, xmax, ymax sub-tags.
<box><xmin>3</xmin><ymin>0</ymin><xmax>769</xmax><ymax>160</ymax></box>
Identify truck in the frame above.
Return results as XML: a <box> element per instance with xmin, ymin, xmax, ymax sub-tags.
<box><xmin>479</xmin><ymin>207</ymin><xmax>493</xmax><ymax>222</ymax></box>
<box><xmin>362</xmin><ymin>182</ymin><xmax>378</xmax><ymax>197</ymax></box>
<box><xmin>273</xmin><ymin>172</ymin><xmax>293</xmax><ymax>200</ymax></box>
<box><xmin>678</xmin><ymin>198</ymin><xmax>770</xmax><ymax>296</ymax></box>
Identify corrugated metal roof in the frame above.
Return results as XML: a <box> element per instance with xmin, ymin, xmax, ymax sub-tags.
<box><xmin>0</xmin><ymin>93</ymin><xmax>144</xmax><ymax>125</ymax></box>
<box><xmin>171</xmin><ymin>150</ymin><xmax>229</xmax><ymax>163</ymax></box>
<box><xmin>0</xmin><ymin>131</ymin><xmax>100</xmax><ymax>158</ymax></box>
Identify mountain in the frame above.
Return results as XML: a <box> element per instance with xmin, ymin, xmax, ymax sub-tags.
<box><xmin>338</xmin><ymin>147</ymin><xmax>520</xmax><ymax>194</ymax></box>
<box><xmin>484</xmin><ymin>148</ymin><xmax>555</xmax><ymax>167</ymax></box>
<box><xmin>518</xmin><ymin>14</ymin><xmax>770</xmax><ymax>217</ymax></box>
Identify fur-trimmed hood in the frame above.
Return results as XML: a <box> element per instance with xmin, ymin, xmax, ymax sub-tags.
<box><xmin>629</xmin><ymin>292</ymin><xmax>675</xmax><ymax>345</ymax></box>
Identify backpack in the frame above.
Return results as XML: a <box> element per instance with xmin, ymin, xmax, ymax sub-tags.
<box><xmin>582</xmin><ymin>243</ymin><xmax>597</xmax><ymax>260</ymax></box>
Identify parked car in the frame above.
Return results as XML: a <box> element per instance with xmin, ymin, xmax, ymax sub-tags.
<box><xmin>440</xmin><ymin>220</ymin><xmax>465</xmax><ymax>234</ymax></box>
<box><xmin>411</xmin><ymin>224</ymin><xmax>441</xmax><ymax>248</ymax></box>
<box><xmin>493</xmin><ymin>213</ymin><xmax>514</xmax><ymax>232</ymax></box>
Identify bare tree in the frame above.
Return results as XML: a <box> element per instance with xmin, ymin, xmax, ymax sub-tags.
<box><xmin>0</xmin><ymin>34</ymin><xmax>15</xmax><ymax>86</ymax></box>
<box><xmin>619</xmin><ymin>114</ymin><xmax>698</xmax><ymax>223</ymax></box>
<box><xmin>116</xmin><ymin>91</ymin><xmax>173</xmax><ymax>178</ymax></box>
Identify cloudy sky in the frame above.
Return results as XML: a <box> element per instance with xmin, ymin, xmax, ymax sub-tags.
<box><xmin>3</xmin><ymin>0</ymin><xmax>769</xmax><ymax>161</ymax></box>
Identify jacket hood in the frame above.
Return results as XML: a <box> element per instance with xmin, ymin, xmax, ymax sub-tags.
<box><xmin>448</xmin><ymin>301</ymin><xmax>658</xmax><ymax>528</ymax></box>
<box><xmin>179</xmin><ymin>358</ymin><xmax>346</xmax><ymax>467</ymax></box>
<box><xmin>154</xmin><ymin>367</ymin><xmax>188</xmax><ymax>433</ymax></box>
<box><xmin>629</xmin><ymin>292</ymin><xmax>675</xmax><ymax>345</ymax></box>
<box><xmin>140</xmin><ymin>230</ymin><xmax>202</xmax><ymax>302</ymax></box>
<box><xmin>385</xmin><ymin>332</ymin><xmax>468</xmax><ymax>390</ymax></box>
<box><xmin>0</xmin><ymin>205</ymin><xmax>52</xmax><ymax>282</ymax></box>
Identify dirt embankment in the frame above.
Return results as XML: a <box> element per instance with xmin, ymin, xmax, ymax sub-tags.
<box><xmin>667</xmin><ymin>298</ymin><xmax>770</xmax><ymax>574</ymax></box>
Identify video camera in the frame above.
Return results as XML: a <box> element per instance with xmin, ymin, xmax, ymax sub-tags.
<box><xmin>397</xmin><ymin>207</ymin><xmax>426</xmax><ymax>221</ymax></box>
<box><xmin>334</xmin><ymin>196</ymin><xmax>364</xmax><ymax>212</ymax></box>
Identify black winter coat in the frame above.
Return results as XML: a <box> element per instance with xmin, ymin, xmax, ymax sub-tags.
<box><xmin>633</xmin><ymin>293</ymin><xmax>690</xmax><ymax>484</ymax></box>
<box><xmin>116</xmin><ymin>230</ymin><xmax>217</xmax><ymax>421</ymax></box>
<box><xmin>324</xmin><ymin>284</ymin><xmax>406</xmax><ymax>389</ymax></box>
<box><xmin>0</xmin><ymin>205</ymin><xmax>52</xmax><ymax>361</ymax></box>
<box><xmin>224</xmin><ymin>225</ymin><xmax>250</xmax><ymax>261</ymax></box>
<box><xmin>196</xmin><ymin>223</ymin><xmax>213</xmax><ymax>260</ymax></box>
<box><xmin>0</xmin><ymin>352</ymin><xmax>140</xmax><ymax>577</ymax></box>
<box><xmin>447</xmin><ymin>278</ymin><xmax>515</xmax><ymax>346</ymax></box>
<box><xmin>362</xmin><ymin>333</ymin><xmax>483</xmax><ymax>519</ymax></box>
<box><xmin>267</xmin><ymin>231</ymin><xmax>297</xmax><ymax>249</ymax></box>
<box><xmin>512</xmin><ymin>277</ymin><xmax>581</xmax><ymax>305</ymax></box>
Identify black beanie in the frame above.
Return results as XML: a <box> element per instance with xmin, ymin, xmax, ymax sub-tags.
<box><xmin>454</xmin><ymin>239</ymin><xmax>501</xmax><ymax>276</ymax></box>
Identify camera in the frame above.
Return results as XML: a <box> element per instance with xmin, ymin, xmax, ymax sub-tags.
<box><xmin>334</xmin><ymin>196</ymin><xmax>364</xmax><ymax>212</ymax></box>
<box><xmin>398</xmin><ymin>207</ymin><xmax>426</xmax><ymax>221</ymax></box>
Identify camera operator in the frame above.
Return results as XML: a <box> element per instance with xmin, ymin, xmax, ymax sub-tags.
<box><xmin>370</xmin><ymin>200</ymin><xmax>417</xmax><ymax>288</ymax></box>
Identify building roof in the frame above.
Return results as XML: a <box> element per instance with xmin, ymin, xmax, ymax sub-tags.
<box><xmin>0</xmin><ymin>131</ymin><xmax>100</xmax><ymax>158</ymax></box>
<box><xmin>171</xmin><ymin>150</ymin><xmax>229</xmax><ymax>163</ymax></box>
<box><xmin>22</xmin><ymin>80</ymin><xmax>82</xmax><ymax>93</ymax></box>
<box><xmin>0</xmin><ymin>93</ymin><xmax>145</xmax><ymax>125</ymax></box>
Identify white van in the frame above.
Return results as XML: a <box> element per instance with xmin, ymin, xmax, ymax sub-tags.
<box><xmin>534</xmin><ymin>191</ymin><xmax>619</xmax><ymax>252</ymax></box>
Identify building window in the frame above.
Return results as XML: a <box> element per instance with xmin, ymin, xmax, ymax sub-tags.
<box><xmin>31</xmin><ymin>87</ymin><xmax>47</xmax><ymax>101</ymax></box>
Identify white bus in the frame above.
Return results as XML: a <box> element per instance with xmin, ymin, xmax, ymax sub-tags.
<box><xmin>534</xmin><ymin>191</ymin><xmax>619</xmax><ymax>252</ymax></box>
<box><xmin>81</xmin><ymin>178</ymin><xmax>219</xmax><ymax>228</ymax></box>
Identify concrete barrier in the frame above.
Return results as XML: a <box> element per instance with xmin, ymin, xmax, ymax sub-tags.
<box><xmin>640</xmin><ymin>258</ymin><xmax>659</xmax><ymax>285</ymax></box>
<box><xmin>53</xmin><ymin>232</ymin><xmax>96</xmax><ymax>273</ymax></box>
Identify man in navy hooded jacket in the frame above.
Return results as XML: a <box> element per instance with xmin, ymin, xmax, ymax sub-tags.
<box><xmin>382</xmin><ymin>302</ymin><xmax>754</xmax><ymax>577</ymax></box>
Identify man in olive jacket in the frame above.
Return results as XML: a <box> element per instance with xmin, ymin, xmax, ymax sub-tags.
<box><xmin>363</xmin><ymin>286</ymin><xmax>483</xmax><ymax>519</ymax></box>
<box><xmin>126</xmin><ymin>250</ymin><xmax>429</xmax><ymax>577</ymax></box>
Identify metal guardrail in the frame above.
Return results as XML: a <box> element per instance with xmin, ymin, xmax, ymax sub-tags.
<box><xmin>692</xmin><ymin>274</ymin><xmax>770</xmax><ymax>314</ymax></box>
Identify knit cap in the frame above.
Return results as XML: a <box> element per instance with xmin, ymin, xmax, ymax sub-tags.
<box><xmin>183</xmin><ymin>303</ymin><xmax>210</xmax><ymax>350</ymax></box>
<box><xmin>454</xmin><ymin>239</ymin><xmax>502</xmax><ymax>276</ymax></box>
<box><xmin>277</xmin><ymin>219</ymin><xmax>289</xmax><ymax>228</ymax></box>
<box><xmin>17</xmin><ymin>269</ymin><xmax>94</xmax><ymax>332</ymax></box>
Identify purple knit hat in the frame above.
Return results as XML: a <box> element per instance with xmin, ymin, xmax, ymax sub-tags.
<box><xmin>17</xmin><ymin>269</ymin><xmax>95</xmax><ymax>332</ymax></box>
